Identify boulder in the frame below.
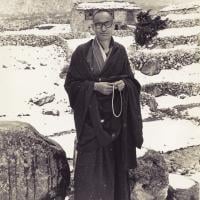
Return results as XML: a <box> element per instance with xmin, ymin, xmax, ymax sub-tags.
<box><xmin>140</xmin><ymin>92</ymin><xmax>158</xmax><ymax>112</ymax></box>
<box><xmin>129</xmin><ymin>150</ymin><xmax>169</xmax><ymax>200</ymax></box>
<box><xmin>42</xmin><ymin>109</ymin><xmax>60</xmax><ymax>116</ymax></box>
<box><xmin>140</xmin><ymin>59</ymin><xmax>161</xmax><ymax>76</ymax></box>
<box><xmin>167</xmin><ymin>174</ymin><xmax>199</xmax><ymax>200</ymax></box>
<box><xmin>0</xmin><ymin>121</ymin><xmax>70</xmax><ymax>200</ymax></box>
<box><xmin>29</xmin><ymin>92</ymin><xmax>55</xmax><ymax>106</ymax></box>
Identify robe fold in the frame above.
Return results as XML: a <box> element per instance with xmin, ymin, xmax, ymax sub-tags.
<box><xmin>64</xmin><ymin>38</ymin><xmax>143</xmax><ymax>200</ymax></box>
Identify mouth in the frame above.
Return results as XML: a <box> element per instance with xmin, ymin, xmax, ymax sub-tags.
<box><xmin>100</xmin><ymin>33</ymin><xmax>109</xmax><ymax>36</ymax></box>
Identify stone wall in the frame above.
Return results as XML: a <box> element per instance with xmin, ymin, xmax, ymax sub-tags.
<box><xmin>113</xmin><ymin>29</ymin><xmax>133</xmax><ymax>37</ymax></box>
<box><xmin>167</xmin><ymin>18</ymin><xmax>200</xmax><ymax>28</ymax></box>
<box><xmin>142</xmin><ymin>82</ymin><xmax>200</xmax><ymax>97</ymax></box>
<box><xmin>149</xmin><ymin>34</ymin><xmax>199</xmax><ymax>49</ymax></box>
<box><xmin>130</xmin><ymin>46</ymin><xmax>200</xmax><ymax>70</ymax></box>
<box><xmin>0</xmin><ymin>34</ymin><xmax>73</xmax><ymax>47</ymax></box>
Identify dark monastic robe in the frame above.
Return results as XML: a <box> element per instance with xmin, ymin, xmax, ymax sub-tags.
<box><xmin>64</xmin><ymin>38</ymin><xmax>143</xmax><ymax>200</ymax></box>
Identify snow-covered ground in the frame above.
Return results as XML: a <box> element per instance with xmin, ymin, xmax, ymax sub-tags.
<box><xmin>66</xmin><ymin>35</ymin><xmax>135</xmax><ymax>51</ymax></box>
<box><xmin>160</xmin><ymin>1</ymin><xmax>200</xmax><ymax>11</ymax></box>
<box><xmin>0</xmin><ymin>43</ymin><xmax>199</xmax><ymax>159</ymax></box>
<box><xmin>0</xmin><ymin>45</ymin><xmax>75</xmax><ymax>136</ymax></box>
<box><xmin>137</xmin><ymin>44</ymin><xmax>199</xmax><ymax>53</ymax></box>
<box><xmin>76</xmin><ymin>1</ymin><xmax>140</xmax><ymax>10</ymax></box>
<box><xmin>156</xmin><ymin>95</ymin><xmax>200</xmax><ymax>110</ymax></box>
<box><xmin>164</xmin><ymin>13</ymin><xmax>200</xmax><ymax>20</ymax></box>
<box><xmin>142</xmin><ymin>119</ymin><xmax>200</xmax><ymax>152</ymax></box>
<box><xmin>158</xmin><ymin>26</ymin><xmax>200</xmax><ymax>38</ymax></box>
<box><xmin>0</xmin><ymin>22</ymin><xmax>199</xmax><ymax>163</ymax></box>
<box><xmin>0</xmin><ymin>24</ymin><xmax>71</xmax><ymax>36</ymax></box>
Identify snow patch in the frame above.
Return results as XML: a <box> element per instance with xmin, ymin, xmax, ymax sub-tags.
<box><xmin>143</xmin><ymin>119</ymin><xmax>200</xmax><ymax>152</ymax></box>
<box><xmin>49</xmin><ymin>133</ymin><xmax>76</xmax><ymax>159</ymax></box>
<box><xmin>156</xmin><ymin>95</ymin><xmax>200</xmax><ymax>110</ymax></box>
<box><xmin>158</xmin><ymin>26</ymin><xmax>200</xmax><ymax>38</ymax></box>
<box><xmin>67</xmin><ymin>36</ymin><xmax>134</xmax><ymax>52</ymax></box>
<box><xmin>183</xmin><ymin>107</ymin><xmax>200</xmax><ymax>118</ymax></box>
<box><xmin>169</xmin><ymin>174</ymin><xmax>196</xmax><ymax>189</ymax></box>
<box><xmin>164</xmin><ymin>13</ymin><xmax>200</xmax><ymax>21</ymax></box>
<box><xmin>137</xmin><ymin>44</ymin><xmax>198</xmax><ymax>54</ymax></box>
<box><xmin>160</xmin><ymin>1</ymin><xmax>200</xmax><ymax>12</ymax></box>
<box><xmin>76</xmin><ymin>2</ymin><xmax>140</xmax><ymax>10</ymax></box>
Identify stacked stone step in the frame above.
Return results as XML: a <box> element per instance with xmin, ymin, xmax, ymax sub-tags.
<box><xmin>130</xmin><ymin>45</ymin><xmax>200</xmax><ymax>71</ymax></box>
<box><xmin>159</xmin><ymin>1</ymin><xmax>200</xmax><ymax>16</ymax></box>
<box><xmin>143</xmin><ymin>2</ymin><xmax>200</xmax><ymax>48</ymax></box>
<box><xmin>131</xmin><ymin>2</ymin><xmax>200</xmax><ymax>112</ymax></box>
<box><xmin>145</xmin><ymin>26</ymin><xmax>200</xmax><ymax>49</ymax></box>
<box><xmin>163</xmin><ymin>13</ymin><xmax>200</xmax><ymax>28</ymax></box>
<box><xmin>159</xmin><ymin>2</ymin><xmax>200</xmax><ymax>29</ymax></box>
<box><xmin>132</xmin><ymin>2</ymin><xmax>200</xmax><ymax>199</ymax></box>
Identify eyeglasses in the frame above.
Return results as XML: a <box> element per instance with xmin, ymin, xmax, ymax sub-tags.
<box><xmin>94</xmin><ymin>21</ymin><xmax>113</xmax><ymax>29</ymax></box>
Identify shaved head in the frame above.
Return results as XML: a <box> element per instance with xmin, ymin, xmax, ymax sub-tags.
<box><xmin>93</xmin><ymin>10</ymin><xmax>113</xmax><ymax>22</ymax></box>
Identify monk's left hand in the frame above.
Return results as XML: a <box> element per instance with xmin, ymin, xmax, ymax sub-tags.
<box><xmin>114</xmin><ymin>80</ymin><xmax>125</xmax><ymax>91</ymax></box>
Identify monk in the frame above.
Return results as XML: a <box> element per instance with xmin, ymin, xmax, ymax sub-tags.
<box><xmin>64</xmin><ymin>10</ymin><xmax>143</xmax><ymax>200</ymax></box>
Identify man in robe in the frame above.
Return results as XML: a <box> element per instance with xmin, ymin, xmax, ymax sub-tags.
<box><xmin>64</xmin><ymin>10</ymin><xmax>143</xmax><ymax>200</ymax></box>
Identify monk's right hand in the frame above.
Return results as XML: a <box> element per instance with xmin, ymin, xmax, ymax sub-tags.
<box><xmin>94</xmin><ymin>82</ymin><xmax>113</xmax><ymax>95</ymax></box>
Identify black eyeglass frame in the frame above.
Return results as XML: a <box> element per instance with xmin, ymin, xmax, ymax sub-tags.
<box><xmin>94</xmin><ymin>20</ymin><xmax>113</xmax><ymax>29</ymax></box>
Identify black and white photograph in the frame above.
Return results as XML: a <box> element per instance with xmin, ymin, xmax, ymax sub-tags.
<box><xmin>0</xmin><ymin>0</ymin><xmax>200</xmax><ymax>199</ymax></box>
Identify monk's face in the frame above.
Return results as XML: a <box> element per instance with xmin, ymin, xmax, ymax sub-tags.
<box><xmin>92</xmin><ymin>11</ymin><xmax>114</xmax><ymax>42</ymax></box>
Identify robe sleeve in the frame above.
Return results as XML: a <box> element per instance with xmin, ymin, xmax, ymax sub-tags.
<box><xmin>64</xmin><ymin>47</ymin><xmax>94</xmax><ymax>141</ymax></box>
<box><xmin>121</xmin><ymin>47</ymin><xmax>143</xmax><ymax>149</ymax></box>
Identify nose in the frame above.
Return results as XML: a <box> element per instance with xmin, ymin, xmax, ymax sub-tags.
<box><xmin>101</xmin><ymin>25</ymin><xmax>107</xmax><ymax>31</ymax></box>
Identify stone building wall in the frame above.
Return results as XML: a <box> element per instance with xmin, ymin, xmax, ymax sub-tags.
<box><xmin>71</xmin><ymin>8</ymin><xmax>140</xmax><ymax>33</ymax></box>
<box><xmin>0</xmin><ymin>0</ymin><xmax>72</xmax><ymax>16</ymax></box>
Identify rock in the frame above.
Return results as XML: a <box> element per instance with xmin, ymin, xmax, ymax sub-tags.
<box><xmin>40</xmin><ymin>62</ymin><xmax>47</xmax><ymax>66</ymax></box>
<box><xmin>54</xmin><ymin>82</ymin><xmax>59</xmax><ymax>86</ymax></box>
<box><xmin>17</xmin><ymin>113</ymin><xmax>30</xmax><ymax>117</ymax></box>
<box><xmin>152</xmin><ymin>86</ymin><xmax>163</xmax><ymax>97</ymax></box>
<box><xmin>141</xmin><ymin>92</ymin><xmax>158</xmax><ymax>112</ymax></box>
<box><xmin>129</xmin><ymin>150</ymin><xmax>169</xmax><ymax>200</ymax></box>
<box><xmin>0</xmin><ymin>121</ymin><xmax>70</xmax><ymax>200</ymax></box>
<box><xmin>59</xmin><ymin>63</ymin><xmax>69</xmax><ymax>79</ymax></box>
<box><xmin>140</xmin><ymin>59</ymin><xmax>161</xmax><ymax>76</ymax></box>
<box><xmin>42</xmin><ymin>109</ymin><xmax>60</xmax><ymax>116</ymax></box>
<box><xmin>198</xmin><ymin>34</ymin><xmax>200</xmax><ymax>46</ymax></box>
<box><xmin>29</xmin><ymin>92</ymin><xmax>55</xmax><ymax>106</ymax></box>
<box><xmin>167</xmin><ymin>174</ymin><xmax>199</xmax><ymax>200</ymax></box>
<box><xmin>194</xmin><ymin>51</ymin><xmax>200</xmax><ymax>62</ymax></box>
<box><xmin>178</xmin><ymin>94</ymin><xmax>187</xmax><ymax>99</ymax></box>
<box><xmin>24</xmin><ymin>66</ymin><xmax>31</xmax><ymax>70</ymax></box>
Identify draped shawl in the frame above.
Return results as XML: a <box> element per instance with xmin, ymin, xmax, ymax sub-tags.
<box><xmin>64</xmin><ymin>38</ymin><xmax>143</xmax><ymax>169</ymax></box>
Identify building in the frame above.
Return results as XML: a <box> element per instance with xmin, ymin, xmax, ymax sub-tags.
<box><xmin>70</xmin><ymin>1</ymin><xmax>142</xmax><ymax>33</ymax></box>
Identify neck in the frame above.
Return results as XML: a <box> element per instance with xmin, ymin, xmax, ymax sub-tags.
<box><xmin>97</xmin><ymin>38</ymin><xmax>111</xmax><ymax>51</ymax></box>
